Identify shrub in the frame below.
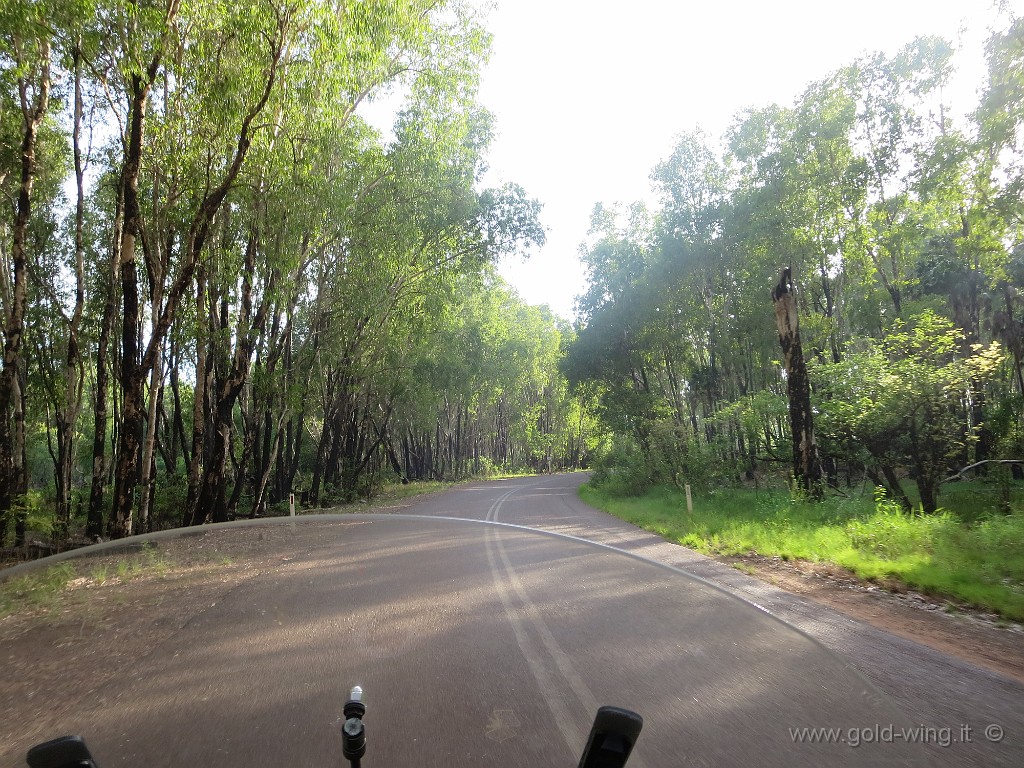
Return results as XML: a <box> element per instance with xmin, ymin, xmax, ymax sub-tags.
<box><xmin>846</xmin><ymin>489</ymin><xmax>961</xmax><ymax>558</ymax></box>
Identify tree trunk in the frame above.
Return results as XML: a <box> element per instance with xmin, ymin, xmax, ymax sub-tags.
<box><xmin>309</xmin><ymin>374</ymin><xmax>337</xmax><ymax>505</ymax></box>
<box><xmin>184</xmin><ymin>267</ymin><xmax>211</xmax><ymax>526</ymax></box>
<box><xmin>137</xmin><ymin>138</ymin><xmax>168</xmax><ymax>533</ymax></box>
<box><xmin>169</xmin><ymin>342</ymin><xmax>190</xmax><ymax>469</ymax></box>
<box><xmin>113</xmin><ymin>3</ymin><xmax>284</xmax><ymax>535</ymax></box>
<box><xmin>109</xmin><ymin>70</ymin><xmax>151</xmax><ymax>539</ymax></box>
<box><xmin>197</xmin><ymin>232</ymin><xmax>270</xmax><ymax>522</ymax></box>
<box><xmin>137</xmin><ymin>345</ymin><xmax>163</xmax><ymax>533</ymax></box>
<box><xmin>12</xmin><ymin>371</ymin><xmax>28</xmax><ymax>546</ymax></box>
<box><xmin>252</xmin><ymin>410</ymin><xmax>288</xmax><ymax>517</ymax></box>
<box><xmin>54</xmin><ymin>44</ymin><xmax>88</xmax><ymax>545</ymax></box>
<box><xmin>771</xmin><ymin>268</ymin><xmax>823</xmax><ymax>498</ymax></box>
<box><xmin>87</xmin><ymin>180</ymin><xmax>123</xmax><ymax>539</ymax></box>
<box><xmin>199</xmin><ymin>396</ymin><xmax>235</xmax><ymax>523</ymax></box>
<box><xmin>0</xmin><ymin>41</ymin><xmax>50</xmax><ymax>543</ymax></box>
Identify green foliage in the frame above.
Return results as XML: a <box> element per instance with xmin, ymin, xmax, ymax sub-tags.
<box><xmin>149</xmin><ymin>474</ymin><xmax>188</xmax><ymax>531</ymax></box>
<box><xmin>581</xmin><ymin>481</ymin><xmax>1024</xmax><ymax>621</ymax></box>
<box><xmin>814</xmin><ymin>311</ymin><xmax>1004</xmax><ymax>511</ymax></box>
<box><xmin>0</xmin><ymin>562</ymin><xmax>77</xmax><ymax>617</ymax></box>
<box><xmin>566</xmin><ymin>15</ymin><xmax>1024</xmax><ymax>505</ymax></box>
<box><xmin>844</xmin><ymin>491</ymin><xmax>958</xmax><ymax>559</ymax></box>
<box><xmin>0</xmin><ymin>490</ymin><xmax>51</xmax><ymax>546</ymax></box>
<box><xmin>588</xmin><ymin>435</ymin><xmax>653</xmax><ymax>497</ymax></box>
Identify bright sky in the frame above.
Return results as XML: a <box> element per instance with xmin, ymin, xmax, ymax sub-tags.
<box><xmin>481</xmin><ymin>0</ymin><xmax>1018</xmax><ymax>320</ymax></box>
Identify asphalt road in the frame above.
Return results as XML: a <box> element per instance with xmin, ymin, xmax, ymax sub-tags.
<box><xmin>8</xmin><ymin>473</ymin><xmax>1023</xmax><ymax>767</ymax></box>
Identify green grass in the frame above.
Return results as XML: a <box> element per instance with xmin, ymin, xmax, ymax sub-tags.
<box><xmin>0</xmin><ymin>543</ymin><xmax>170</xmax><ymax>619</ymax></box>
<box><xmin>299</xmin><ymin>474</ymin><xmax>543</xmax><ymax>513</ymax></box>
<box><xmin>580</xmin><ymin>483</ymin><xmax>1024</xmax><ymax>622</ymax></box>
<box><xmin>0</xmin><ymin>562</ymin><xmax>79</xmax><ymax>616</ymax></box>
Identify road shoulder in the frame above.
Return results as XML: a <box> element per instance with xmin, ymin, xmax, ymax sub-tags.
<box><xmin>719</xmin><ymin>552</ymin><xmax>1024</xmax><ymax>684</ymax></box>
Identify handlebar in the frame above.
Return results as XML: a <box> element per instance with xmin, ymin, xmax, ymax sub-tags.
<box><xmin>25</xmin><ymin>686</ymin><xmax>642</xmax><ymax>768</ymax></box>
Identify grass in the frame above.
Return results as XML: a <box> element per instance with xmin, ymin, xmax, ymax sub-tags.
<box><xmin>580</xmin><ymin>482</ymin><xmax>1024</xmax><ymax>622</ymax></box>
<box><xmin>0</xmin><ymin>543</ymin><xmax>170</xmax><ymax>619</ymax></box>
<box><xmin>0</xmin><ymin>476</ymin><xmax>489</xmax><ymax>617</ymax></box>
<box><xmin>0</xmin><ymin>562</ymin><xmax>78</xmax><ymax>615</ymax></box>
<box><xmin>373</xmin><ymin>479</ymin><xmax>457</xmax><ymax>502</ymax></box>
<box><xmin>0</xmin><ymin>475</ymin><xmax>480</xmax><ymax>617</ymax></box>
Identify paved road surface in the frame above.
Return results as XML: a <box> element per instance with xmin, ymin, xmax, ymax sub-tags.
<box><xmin>7</xmin><ymin>473</ymin><xmax>1022</xmax><ymax>766</ymax></box>
<box><xmin>408</xmin><ymin>473</ymin><xmax>1024</xmax><ymax>767</ymax></box>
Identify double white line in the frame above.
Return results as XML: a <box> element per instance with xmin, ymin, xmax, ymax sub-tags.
<box><xmin>483</xmin><ymin>487</ymin><xmax>647</xmax><ymax>767</ymax></box>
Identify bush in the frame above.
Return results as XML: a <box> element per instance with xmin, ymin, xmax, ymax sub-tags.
<box><xmin>589</xmin><ymin>425</ymin><xmax>724</xmax><ymax>498</ymax></box>
<box><xmin>150</xmin><ymin>474</ymin><xmax>189</xmax><ymax>531</ymax></box>
<box><xmin>1</xmin><ymin>489</ymin><xmax>50</xmax><ymax>546</ymax></box>
<box><xmin>588</xmin><ymin>436</ymin><xmax>652</xmax><ymax>497</ymax></box>
<box><xmin>845</xmin><ymin>500</ymin><xmax>957</xmax><ymax>560</ymax></box>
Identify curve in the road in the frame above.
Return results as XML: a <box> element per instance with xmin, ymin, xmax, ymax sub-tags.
<box><xmin>4</xmin><ymin>473</ymin><xmax>1020</xmax><ymax>768</ymax></box>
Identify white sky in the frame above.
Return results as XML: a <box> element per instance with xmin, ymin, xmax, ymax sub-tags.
<box><xmin>480</xmin><ymin>0</ymin><xmax>1019</xmax><ymax>320</ymax></box>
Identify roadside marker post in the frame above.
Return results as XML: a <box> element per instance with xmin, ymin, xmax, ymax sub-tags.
<box><xmin>685</xmin><ymin>484</ymin><xmax>693</xmax><ymax>514</ymax></box>
<box><xmin>289</xmin><ymin>493</ymin><xmax>295</xmax><ymax>517</ymax></box>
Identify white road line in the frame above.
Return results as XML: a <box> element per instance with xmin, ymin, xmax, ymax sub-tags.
<box><xmin>485</xmin><ymin>483</ymin><xmax>649</xmax><ymax>768</ymax></box>
<box><xmin>484</xmin><ymin>523</ymin><xmax>585</xmax><ymax>757</ymax></box>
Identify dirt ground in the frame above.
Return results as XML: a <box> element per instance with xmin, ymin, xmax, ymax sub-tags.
<box><xmin>722</xmin><ymin>553</ymin><xmax>1024</xmax><ymax>684</ymax></box>
<box><xmin>1</xmin><ymin>524</ymin><xmax>1023</xmax><ymax>763</ymax></box>
<box><xmin>0</xmin><ymin>528</ymin><xmax>298</xmax><ymax>760</ymax></box>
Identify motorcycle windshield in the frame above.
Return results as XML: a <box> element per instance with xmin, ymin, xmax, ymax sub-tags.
<box><xmin>10</xmin><ymin>515</ymin><xmax>932</xmax><ymax>767</ymax></box>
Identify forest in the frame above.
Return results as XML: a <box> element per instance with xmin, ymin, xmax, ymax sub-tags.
<box><xmin>2</xmin><ymin>1</ymin><xmax>1024</xmax><ymax>549</ymax></box>
<box><xmin>0</xmin><ymin>0</ymin><xmax>604</xmax><ymax>546</ymax></box>
<box><xmin>566</xmin><ymin>16</ymin><xmax>1024</xmax><ymax>516</ymax></box>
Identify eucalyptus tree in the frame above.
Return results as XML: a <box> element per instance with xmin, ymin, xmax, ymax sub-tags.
<box><xmin>0</xmin><ymin>0</ymin><xmax>61</xmax><ymax>542</ymax></box>
<box><xmin>771</xmin><ymin>267</ymin><xmax>823</xmax><ymax>496</ymax></box>
<box><xmin>510</xmin><ymin>302</ymin><xmax>572</xmax><ymax>472</ymax></box>
<box><xmin>171</xmin><ymin>1</ymin><xmax>507</xmax><ymax>522</ymax></box>
<box><xmin>847</xmin><ymin>37</ymin><xmax>956</xmax><ymax>322</ymax></box>
<box><xmin>51</xmin><ymin>21</ymin><xmax>95</xmax><ymax>541</ymax></box>
<box><xmin>814</xmin><ymin>312</ymin><xmax>1004</xmax><ymax>511</ymax></box>
<box><xmin>903</xmin><ymin>26</ymin><xmax>1024</xmax><ymax>467</ymax></box>
<box><xmin>649</xmin><ymin>131</ymin><xmax>731</xmax><ymax>405</ymax></box>
<box><xmin>568</xmin><ymin>203</ymin><xmax>685</xmax><ymax>482</ymax></box>
<box><xmin>0</xmin><ymin>4</ymin><xmax>50</xmax><ymax>525</ymax></box>
<box><xmin>387</xmin><ymin>271</ymin><xmax>573</xmax><ymax>481</ymax></box>
<box><xmin>108</xmin><ymin>0</ymin><xmax>316</xmax><ymax>537</ymax></box>
<box><xmin>648</xmin><ymin>129</ymin><xmax>786</xmax><ymax>453</ymax></box>
<box><xmin>569</xmin><ymin>132</ymin><xmax>782</xmax><ymax>485</ymax></box>
<box><xmin>27</xmin><ymin>5</ymin><xmax>107</xmax><ymax>543</ymax></box>
<box><xmin>977</xmin><ymin>13</ymin><xmax>1024</xmax><ymax>232</ymax></box>
<box><xmin>398</xmin><ymin>273</ymin><xmax>498</xmax><ymax>479</ymax></box>
<box><xmin>301</xmin><ymin>112</ymin><xmax>544</xmax><ymax>499</ymax></box>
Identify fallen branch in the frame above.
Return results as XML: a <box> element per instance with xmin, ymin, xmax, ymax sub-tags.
<box><xmin>943</xmin><ymin>459</ymin><xmax>1024</xmax><ymax>484</ymax></box>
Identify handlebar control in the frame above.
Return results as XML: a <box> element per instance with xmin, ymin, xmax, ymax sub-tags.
<box><xmin>26</xmin><ymin>735</ymin><xmax>100</xmax><ymax>768</ymax></box>
<box><xmin>25</xmin><ymin>690</ymin><xmax>643</xmax><ymax>768</ymax></box>
<box><xmin>342</xmin><ymin>685</ymin><xmax>367</xmax><ymax>767</ymax></box>
<box><xmin>577</xmin><ymin>706</ymin><xmax>643</xmax><ymax>768</ymax></box>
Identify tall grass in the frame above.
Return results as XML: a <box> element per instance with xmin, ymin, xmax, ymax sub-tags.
<box><xmin>580</xmin><ymin>483</ymin><xmax>1024</xmax><ymax>622</ymax></box>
